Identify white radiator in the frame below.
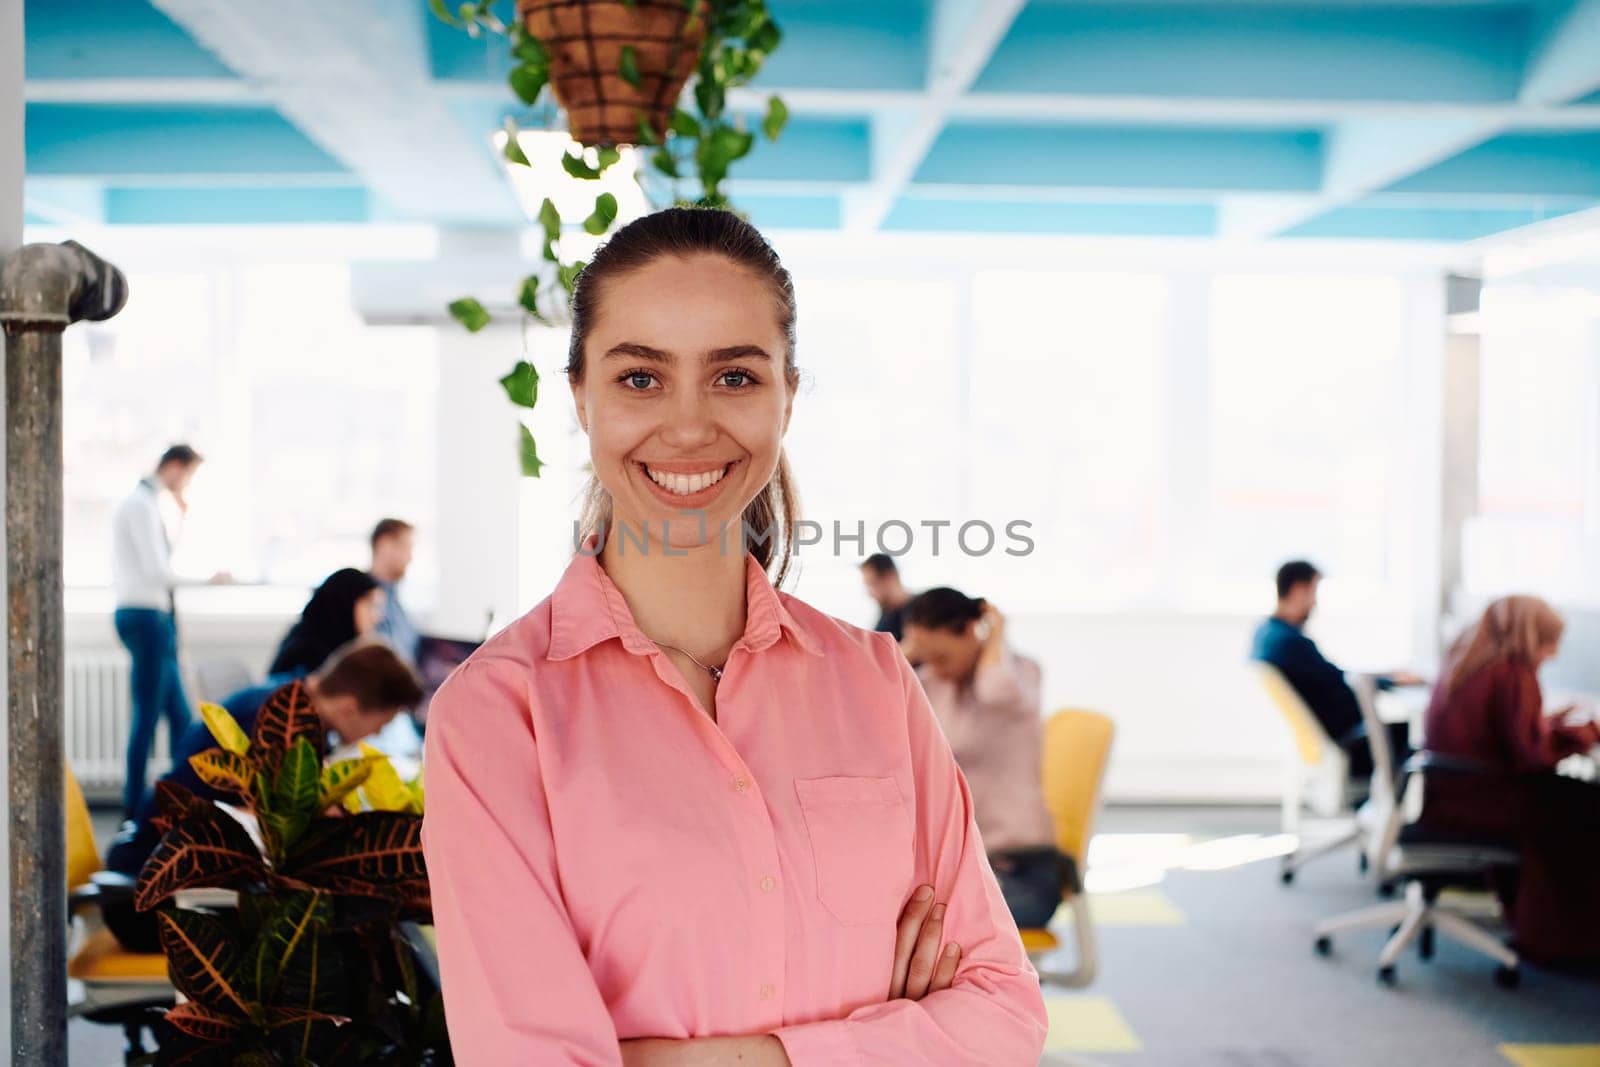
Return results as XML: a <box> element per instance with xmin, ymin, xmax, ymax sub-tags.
<box><xmin>65</xmin><ymin>651</ymin><xmax>175</xmax><ymax>800</ymax></box>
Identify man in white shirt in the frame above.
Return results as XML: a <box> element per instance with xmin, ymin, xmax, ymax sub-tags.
<box><xmin>110</xmin><ymin>444</ymin><xmax>227</xmax><ymax>816</ymax></box>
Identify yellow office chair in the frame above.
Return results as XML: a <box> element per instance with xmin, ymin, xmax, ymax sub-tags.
<box><xmin>1017</xmin><ymin>708</ymin><xmax>1115</xmax><ymax>988</ymax></box>
<box><xmin>1255</xmin><ymin>663</ymin><xmax>1365</xmax><ymax>883</ymax></box>
<box><xmin>64</xmin><ymin>767</ymin><xmax>174</xmax><ymax>1062</ymax></box>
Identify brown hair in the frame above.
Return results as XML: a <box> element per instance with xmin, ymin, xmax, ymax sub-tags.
<box><xmin>1442</xmin><ymin>595</ymin><xmax>1564</xmax><ymax>695</ymax></box>
<box><xmin>315</xmin><ymin>640</ymin><xmax>424</xmax><ymax>712</ymax></box>
<box><xmin>370</xmin><ymin>517</ymin><xmax>414</xmax><ymax>549</ymax></box>
<box><xmin>563</xmin><ymin>207</ymin><xmax>802</xmax><ymax>585</ymax></box>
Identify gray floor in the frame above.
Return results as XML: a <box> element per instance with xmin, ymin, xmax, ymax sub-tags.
<box><xmin>70</xmin><ymin>806</ymin><xmax>1600</xmax><ymax>1066</ymax></box>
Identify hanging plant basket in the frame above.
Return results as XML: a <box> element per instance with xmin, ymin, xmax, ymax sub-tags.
<box><xmin>518</xmin><ymin>0</ymin><xmax>710</xmax><ymax>146</ymax></box>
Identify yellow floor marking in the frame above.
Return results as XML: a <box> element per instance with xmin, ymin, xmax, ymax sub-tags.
<box><xmin>1044</xmin><ymin>995</ymin><xmax>1141</xmax><ymax>1053</ymax></box>
<box><xmin>1500</xmin><ymin>1047</ymin><xmax>1600</xmax><ymax>1067</ymax></box>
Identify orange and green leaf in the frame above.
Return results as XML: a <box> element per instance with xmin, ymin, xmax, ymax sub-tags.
<box><xmin>251</xmin><ymin>681</ymin><xmax>326</xmax><ymax>776</ymax></box>
<box><xmin>188</xmin><ymin>748</ymin><xmax>257</xmax><ymax>804</ymax></box>
<box><xmin>199</xmin><ymin>701</ymin><xmax>251</xmax><ymax>757</ymax></box>
<box><xmin>156</xmin><ymin>909</ymin><xmax>250</xmax><ymax>1015</ymax></box>
<box><xmin>135</xmin><ymin>809</ymin><xmax>264</xmax><ymax>911</ymax></box>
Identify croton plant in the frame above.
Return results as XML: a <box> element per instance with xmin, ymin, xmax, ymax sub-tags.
<box><xmin>133</xmin><ymin>681</ymin><xmax>446</xmax><ymax>1065</ymax></box>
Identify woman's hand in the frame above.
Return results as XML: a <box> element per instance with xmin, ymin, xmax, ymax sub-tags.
<box><xmin>890</xmin><ymin>884</ymin><xmax>962</xmax><ymax>1001</ymax></box>
<box><xmin>975</xmin><ymin>603</ymin><xmax>1007</xmax><ymax>674</ymax></box>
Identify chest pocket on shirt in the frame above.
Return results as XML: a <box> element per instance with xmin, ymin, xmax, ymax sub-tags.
<box><xmin>795</xmin><ymin>776</ymin><xmax>914</xmax><ymax>926</ymax></box>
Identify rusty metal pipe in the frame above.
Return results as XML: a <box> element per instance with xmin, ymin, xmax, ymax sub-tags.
<box><xmin>1</xmin><ymin>240</ymin><xmax>127</xmax><ymax>1064</ymax></box>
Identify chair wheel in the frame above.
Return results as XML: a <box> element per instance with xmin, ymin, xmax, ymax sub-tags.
<box><xmin>1280</xmin><ymin>869</ymin><xmax>1295</xmax><ymax>885</ymax></box>
<box><xmin>1418</xmin><ymin>926</ymin><xmax>1435</xmax><ymax>960</ymax></box>
<box><xmin>1314</xmin><ymin>936</ymin><xmax>1332</xmax><ymax>957</ymax></box>
<box><xmin>1494</xmin><ymin>966</ymin><xmax>1520</xmax><ymax>989</ymax></box>
<box><xmin>1378</xmin><ymin>881</ymin><xmax>1396</xmax><ymax>899</ymax></box>
<box><xmin>1377</xmin><ymin>966</ymin><xmax>1397</xmax><ymax>987</ymax></box>
<box><xmin>1358</xmin><ymin>852</ymin><xmax>1369</xmax><ymax>875</ymax></box>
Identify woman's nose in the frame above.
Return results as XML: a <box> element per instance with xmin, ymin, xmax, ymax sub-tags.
<box><xmin>659</xmin><ymin>392</ymin><xmax>718</xmax><ymax>448</ymax></box>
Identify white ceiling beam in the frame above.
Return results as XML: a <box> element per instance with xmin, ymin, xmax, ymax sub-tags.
<box><xmin>25</xmin><ymin>78</ymin><xmax>266</xmax><ymax>104</ymax></box>
<box><xmin>1521</xmin><ymin>0</ymin><xmax>1600</xmax><ymax>107</ymax></box>
<box><xmin>146</xmin><ymin>0</ymin><xmax>517</xmax><ymax>224</ymax></box>
<box><xmin>1220</xmin><ymin>115</ymin><xmax>1503</xmax><ymax>239</ymax></box>
<box><xmin>841</xmin><ymin>0</ymin><xmax>1026</xmax><ymax>232</ymax></box>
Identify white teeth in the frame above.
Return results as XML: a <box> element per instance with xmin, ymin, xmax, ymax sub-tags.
<box><xmin>646</xmin><ymin>465</ymin><xmax>726</xmax><ymax>495</ymax></box>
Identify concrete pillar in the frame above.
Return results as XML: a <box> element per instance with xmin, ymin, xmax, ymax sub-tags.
<box><xmin>1</xmin><ymin>0</ymin><xmax>25</xmax><ymax>1057</ymax></box>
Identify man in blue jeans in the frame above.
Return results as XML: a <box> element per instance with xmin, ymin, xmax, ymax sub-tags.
<box><xmin>109</xmin><ymin>444</ymin><xmax>229</xmax><ymax>817</ymax></box>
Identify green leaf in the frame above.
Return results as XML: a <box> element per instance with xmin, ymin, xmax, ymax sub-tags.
<box><xmin>651</xmin><ymin>147</ymin><xmax>680</xmax><ymax>179</ymax></box>
<box><xmin>696</xmin><ymin>123</ymin><xmax>755</xmax><ymax>190</ymax></box>
<box><xmin>582</xmin><ymin>192</ymin><xmax>619</xmax><ymax>236</ymax></box>
<box><xmin>247</xmin><ymin>891</ymin><xmax>336</xmax><ymax>1006</ymax></box>
<box><xmin>199</xmin><ymin>702</ymin><xmax>251</xmax><ymax>757</ymax></box>
<box><xmin>669</xmin><ymin>108</ymin><xmax>701</xmax><ymax>139</ymax></box>
<box><xmin>634</xmin><ymin>113</ymin><xmax>660</xmax><ymax>146</ymax></box>
<box><xmin>427</xmin><ymin>0</ymin><xmax>459</xmax><ymax>27</ymax></box>
<box><xmin>499</xmin><ymin>360</ymin><xmax>540</xmax><ymax>408</ymax></box>
<box><xmin>762</xmin><ymin>95</ymin><xmax>789</xmax><ymax>141</ymax></box>
<box><xmin>317</xmin><ymin>757</ymin><xmax>375</xmax><ymax>813</ymax></box>
<box><xmin>520</xmin><ymin>425</ymin><xmax>545</xmax><ymax>478</ymax></box>
<box><xmin>747</xmin><ymin>18</ymin><xmax>781</xmax><ymax>55</ymax></box>
<box><xmin>694</xmin><ymin>74</ymin><xmax>725</xmax><ymax>122</ymax></box>
<box><xmin>274</xmin><ymin>736</ymin><xmax>322</xmax><ymax>820</ymax></box>
<box><xmin>517</xmin><ymin>274</ymin><xmax>547</xmax><ymax>323</ymax></box>
<box><xmin>560</xmin><ymin>150</ymin><xmax>602</xmax><ymax>180</ymax></box>
<box><xmin>503</xmin><ymin>134</ymin><xmax>530</xmax><ymax>166</ymax></box>
<box><xmin>596</xmin><ymin>145</ymin><xmax>621</xmax><ymax>173</ymax></box>
<box><xmin>156</xmin><ymin>909</ymin><xmax>249</xmax><ymax>1014</ymax></box>
<box><xmin>512</xmin><ymin>28</ymin><xmax>547</xmax><ymax>65</ymax></box>
<box><xmin>538</xmin><ymin>197</ymin><xmax>561</xmax><ymax>262</ymax></box>
<box><xmin>448</xmin><ymin>297</ymin><xmax>491</xmax><ymax>332</ymax></box>
<box><xmin>557</xmin><ymin>259</ymin><xmax>586</xmax><ymax>293</ymax></box>
<box><xmin>509</xmin><ymin>63</ymin><xmax>547</xmax><ymax>106</ymax></box>
<box><xmin>619</xmin><ymin>45</ymin><xmax>642</xmax><ymax>89</ymax></box>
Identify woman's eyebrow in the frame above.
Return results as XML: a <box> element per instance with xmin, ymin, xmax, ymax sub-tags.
<box><xmin>706</xmin><ymin>345</ymin><xmax>772</xmax><ymax>363</ymax></box>
<box><xmin>602</xmin><ymin>342</ymin><xmax>673</xmax><ymax>363</ymax></box>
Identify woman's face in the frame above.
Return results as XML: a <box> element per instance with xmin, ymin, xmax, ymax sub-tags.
<box><xmin>903</xmin><ymin>623</ymin><xmax>981</xmax><ymax>685</ymax></box>
<box><xmin>572</xmin><ymin>253</ymin><xmax>793</xmax><ymax>551</ymax></box>
<box><xmin>1534</xmin><ymin>639</ymin><xmax>1562</xmax><ymax>668</ymax></box>
<box><xmin>353</xmin><ymin>587</ymin><xmax>386</xmax><ymax>635</ymax></box>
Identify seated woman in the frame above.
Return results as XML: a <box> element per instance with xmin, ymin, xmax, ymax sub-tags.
<box><xmin>422</xmin><ymin>208</ymin><xmax>1047</xmax><ymax>1064</ymax></box>
<box><xmin>268</xmin><ymin>567</ymin><xmax>386</xmax><ymax>680</ymax></box>
<box><xmin>1423</xmin><ymin>595</ymin><xmax>1600</xmax><ymax>964</ymax></box>
<box><xmin>902</xmin><ymin>589</ymin><xmax>1065</xmax><ymax>930</ymax></box>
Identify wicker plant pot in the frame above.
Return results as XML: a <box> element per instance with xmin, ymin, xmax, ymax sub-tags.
<box><xmin>518</xmin><ymin>0</ymin><xmax>710</xmax><ymax>147</ymax></box>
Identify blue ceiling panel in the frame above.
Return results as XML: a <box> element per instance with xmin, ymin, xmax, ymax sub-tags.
<box><xmin>883</xmin><ymin>198</ymin><xmax>1217</xmax><ymax>235</ymax></box>
<box><xmin>104</xmin><ymin>186</ymin><xmax>371</xmax><ymax>224</ymax></box>
<box><xmin>731</xmin><ymin>118</ymin><xmax>871</xmax><ymax>182</ymax></box>
<box><xmin>977</xmin><ymin>4</ymin><xmax>1532</xmax><ymax>103</ymax></box>
<box><xmin>1282</xmin><ymin>201</ymin><xmax>1584</xmax><ymax>240</ymax></box>
<box><xmin>914</xmin><ymin>124</ymin><xmax>1324</xmax><ymax>192</ymax></box>
<box><xmin>26</xmin><ymin>105</ymin><xmax>352</xmax><ymax>177</ymax></box>
<box><xmin>733</xmin><ymin>194</ymin><xmax>841</xmax><ymax>230</ymax></box>
<box><xmin>24</xmin><ymin>0</ymin><xmax>239</xmax><ymax>80</ymax></box>
<box><xmin>427</xmin><ymin>9</ymin><xmax>511</xmax><ymax>83</ymax></box>
<box><xmin>1385</xmin><ymin>131</ymin><xmax>1600</xmax><ymax>197</ymax></box>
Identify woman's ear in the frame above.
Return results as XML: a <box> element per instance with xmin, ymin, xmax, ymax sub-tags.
<box><xmin>571</xmin><ymin>380</ymin><xmax>589</xmax><ymax>435</ymax></box>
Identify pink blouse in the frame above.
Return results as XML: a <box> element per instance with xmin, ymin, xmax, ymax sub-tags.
<box><xmin>421</xmin><ymin>548</ymin><xmax>1047</xmax><ymax>1065</ymax></box>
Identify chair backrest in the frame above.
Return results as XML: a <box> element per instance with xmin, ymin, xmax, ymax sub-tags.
<box><xmin>65</xmin><ymin>765</ymin><xmax>100</xmax><ymax>892</ymax></box>
<box><xmin>192</xmin><ymin>657</ymin><xmax>256</xmax><ymax>705</ymax></box>
<box><xmin>1041</xmin><ymin>709</ymin><xmax>1115</xmax><ymax>864</ymax></box>
<box><xmin>1254</xmin><ymin>662</ymin><xmax>1328</xmax><ymax>766</ymax></box>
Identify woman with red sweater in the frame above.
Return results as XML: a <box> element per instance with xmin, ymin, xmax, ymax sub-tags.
<box><xmin>1423</xmin><ymin>595</ymin><xmax>1600</xmax><ymax>965</ymax></box>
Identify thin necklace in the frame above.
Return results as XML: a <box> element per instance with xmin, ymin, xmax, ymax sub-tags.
<box><xmin>652</xmin><ymin>640</ymin><xmax>724</xmax><ymax>683</ymax></box>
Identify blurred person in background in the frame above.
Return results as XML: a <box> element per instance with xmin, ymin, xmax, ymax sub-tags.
<box><xmin>1424</xmin><ymin>595</ymin><xmax>1600</xmax><ymax>966</ymax></box>
<box><xmin>903</xmin><ymin>588</ymin><xmax>1065</xmax><ymax>929</ymax></box>
<box><xmin>370</xmin><ymin>517</ymin><xmax>420</xmax><ymax>665</ymax></box>
<box><xmin>861</xmin><ymin>552</ymin><xmax>913</xmax><ymax>641</ymax></box>
<box><xmin>110</xmin><ymin>443</ymin><xmax>231</xmax><ymax>817</ymax></box>
<box><xmin>268</xmin><ymin>567</ymin><xmax>386</xmax><ymax>680</ymax></box>
<box><xmin>102</xmin><ymin>639</ymin><xmax>423</xmax><ymax>951</ymax></box>
<box><xmin>1251</xmin><ymin>559</ymin><xmax>1420</xmax><ymax>781</ymax></box>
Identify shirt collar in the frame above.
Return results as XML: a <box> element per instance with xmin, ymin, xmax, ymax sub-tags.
<box><xmin>547</xmin><ymin>544</ymin><xmax>822</xmax><ymax>663</ymax></box>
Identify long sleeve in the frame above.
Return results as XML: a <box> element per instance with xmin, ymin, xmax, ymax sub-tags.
<box><xmin>972</xmin><ymin>647</ymin><xmax>1039</xmax><ymax>717</ymax></box>
<box><xmin>1497</xmin><ymin>665</ymin><xmax>1600</xmax><ymax>773</ymax></box>
<box><xmin>774</xmin><ymin>639</ymin><xmax>1049</xmax><ymax>1065</ymax></box>
<box><xmin>422</xmin><ymin>660</ymin><xmax>623</xmax><ymax>1066</ymax></box>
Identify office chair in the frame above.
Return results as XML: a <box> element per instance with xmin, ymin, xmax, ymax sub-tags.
<box><xmin>1311</xmin><ymin>751</ymin><xmax>1521</xmax><ymax>988</ymax></box>
<box><xmin>1256</xmin><ymin>662</ymin><xmax>1367</xmax><ymax>883</ymax></box>
<box><xmin>65</xmin><ymin>766</ymin><xmax>175</xmax><ymax>1062</ymax></box>
<box><xmin>1017</xmin><ymin>708</ymin><xmax>1115</xmax><ymax>988</ymax></box>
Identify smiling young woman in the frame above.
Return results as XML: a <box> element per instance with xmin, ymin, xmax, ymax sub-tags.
<box><xmin>421</xmin><ymin>208</ymin><xmax>1048</xmax><ymax>1066</ymax></box>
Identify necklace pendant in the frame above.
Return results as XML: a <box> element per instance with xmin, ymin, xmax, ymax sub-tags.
<box><xmin>708</xmin><ymin>665</ymin><xmax>724</xmax><ymax>682</ymax></box>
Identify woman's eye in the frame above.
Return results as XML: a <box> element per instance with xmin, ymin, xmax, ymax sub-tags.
<box><xmin>624</xmin><ymin>372</ymin><xmax>656</xmax><ymax>390</ymax></box>
<box><xmin>719</xmin><ymin>370</ymin><xmax>751</xmax><ymax>388</ymax></box>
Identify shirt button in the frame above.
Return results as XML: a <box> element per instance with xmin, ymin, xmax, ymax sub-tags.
<box><xmin>734</xmin><ymin>776</ymin><xmax>750</xmax><ymax>793</ymax></box>
<box><xmin>760</xmin><ymin>984</ymin><xmax>775</xmax><ymax>1000</ymax></box>
<box><xmin>760</xmin><ymin>875</ymin><xmax>776</xmax><ymax>893</ymax></box>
